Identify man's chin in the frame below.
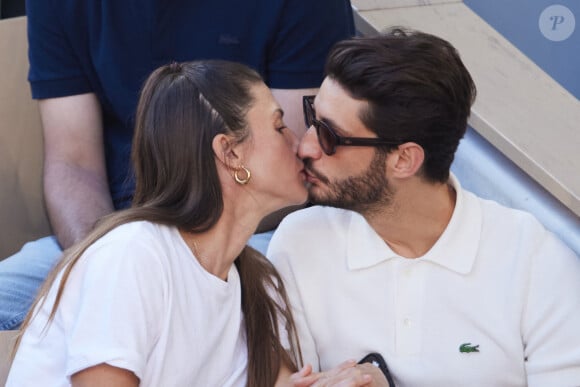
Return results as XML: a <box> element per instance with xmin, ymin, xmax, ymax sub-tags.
<box><xmin>307</xmin><ymin>185</ymin><xmax>325</xmax><ymax>204</ymax></box>
<box><xmin>307</xmin><ymin>191</ymin><xmax>322</xmax><ymax>205</ymax></box>
<box><xmin>308</xmin><ymin>192</ymin><xmax>335</xmax><ymax>208</ymax></box>
<box><xmin>307</xmin><ymin>185</ymin><xmax>344</xmax><ymax>208</ymax></box>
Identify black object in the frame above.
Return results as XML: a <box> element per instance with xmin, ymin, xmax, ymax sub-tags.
<box><xmin>1</xmin><ymin>0</ymin><xmax>26</xmax><ymax>19</ymax></box>
<box><xmin>358</xmin><ymin>352</ymin><xmax>396</xmax><ymax>387</ymax></box>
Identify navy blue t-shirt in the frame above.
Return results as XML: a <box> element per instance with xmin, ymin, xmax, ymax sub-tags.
<box><xmin>27</xmin><ymin>0</ymin><xmax>354</xmax><ymax>209</ymax></box>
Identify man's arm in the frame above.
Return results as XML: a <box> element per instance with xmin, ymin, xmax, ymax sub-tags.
<box><xmin>523</xmin><ymin>233</ymin><xmax>580</xmax><ymax>385</ymax></box>
<box><xmin>255</xmin><ymin>88</ymin><xmax>317</xmax><ymax>233</ymax></box>
<box><xmin>272</xmin><ymin>88</ymin><xmax>318</xmax><ymax>140</ymax></box>
<box><xmin>41</xmin><ymin>93</ymin><xmax>114</xmax><ymax>249</ymax></box>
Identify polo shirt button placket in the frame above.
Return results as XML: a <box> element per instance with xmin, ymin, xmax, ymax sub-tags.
<box><xmin>395</xmin><ymin>260</ymin><xmax>425</xmax><ymax>356</ymax></box>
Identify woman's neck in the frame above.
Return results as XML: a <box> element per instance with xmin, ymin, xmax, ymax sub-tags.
<box><xmin>179</xmin><ymin>200</ymin><xmax>263</xmax><ymax>280</ymax></box>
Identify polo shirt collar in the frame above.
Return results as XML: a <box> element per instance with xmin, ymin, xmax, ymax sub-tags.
<box><xmin>346</xmin><ymin>174</ymin><xmax>481</xmax><ymax>274</ymax></box>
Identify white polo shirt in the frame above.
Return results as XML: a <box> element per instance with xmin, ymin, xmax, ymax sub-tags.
<box><xmin>268</xmin><ymin>176</ymin><xmax>580</xmax><ymax>387</ymax></box>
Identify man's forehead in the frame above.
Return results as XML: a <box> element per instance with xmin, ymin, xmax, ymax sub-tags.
<box><xmin>318</xmin><ymin>78</ymin><xmax>369</xmax><ymax>114</ymax></box>
<box><xmin>317</xmin><ymin>78</ymin><xmax>360</xmax><ymax>110</ymax></box>
<box><xmin>316</xmin><ymin>78</ymin><xmax>373</xmax><ymax>136</ymax></box>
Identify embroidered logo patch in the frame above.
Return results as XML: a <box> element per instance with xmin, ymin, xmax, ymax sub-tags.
<box><xmin>459</xmin><ymin>343</ymin><xmax>480</xmax><ymax>353</ymax></box>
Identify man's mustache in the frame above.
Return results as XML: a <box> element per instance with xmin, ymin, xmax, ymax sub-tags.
<box><xmin>303</xmin><ymin>158</ymin><xmax>330</xmax><ymax>184</ymax></box>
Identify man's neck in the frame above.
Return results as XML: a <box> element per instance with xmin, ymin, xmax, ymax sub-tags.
<box><xmin>364</xmin><ymin>180</ymin><xmax>456</xmax><ymax>258</ymax></box>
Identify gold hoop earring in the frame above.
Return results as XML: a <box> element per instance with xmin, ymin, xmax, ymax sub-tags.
<box><xmin>234</xmin><ymin>165</ymin><xmax>251</xmax><ymax>185</ymax></box>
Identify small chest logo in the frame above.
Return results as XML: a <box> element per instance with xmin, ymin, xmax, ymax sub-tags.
<box><xmin>459</xmin><ymin>343</ymin><xmax>480</xmax><ymax>353</ymax></box>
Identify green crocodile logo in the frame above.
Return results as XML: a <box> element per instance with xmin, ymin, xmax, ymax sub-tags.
<box><xmin>459</xmin><ymin>343</ymin><xmax>480</xmax><ymax>353</ymax></box>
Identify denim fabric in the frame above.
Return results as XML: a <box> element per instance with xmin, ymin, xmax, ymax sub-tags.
<box><xmin>0</xmin><ymin>236</ymin><xmax>62</xmax><ymax>330</ymax></box>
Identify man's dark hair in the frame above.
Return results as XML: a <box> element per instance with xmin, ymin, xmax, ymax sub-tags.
<box><xmin>325</xmin><ymin>28</ymin><xmax>477</xmax><ymax>183</ymax></box>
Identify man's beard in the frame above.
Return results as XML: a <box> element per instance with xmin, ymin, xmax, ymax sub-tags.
<box><xmin>306</xmin><ymin>150</ymin><xmax>394</xmax><ymax>214</ymax></box>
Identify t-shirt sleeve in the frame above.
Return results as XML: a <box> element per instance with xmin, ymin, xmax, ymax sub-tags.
<box><xmin>27</xmin><ymin>0</ymin><xmax>93</xmax><ymax>99</ymax></box>
<box><xmin>266</xmin><ymin>0</ymin><xmax>354</xmax><ymax>89</ymax></box>
<box><xmin>523</xmin><ymin>233</ymin><xmax>580</xmax><ymax>385</ymax></box>
<box><xmin>59</xmin><ymin>238</ymin><xmax>167</xmax><ymax>381</ymax></box>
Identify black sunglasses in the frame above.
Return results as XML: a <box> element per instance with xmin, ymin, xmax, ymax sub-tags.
<box><xmin>302</xmin><ymin>95</ymin><xmax>402</xmax><ymax>156</ymax></box>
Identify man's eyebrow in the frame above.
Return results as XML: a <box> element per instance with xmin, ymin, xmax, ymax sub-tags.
<box><xmin>312</xmin><ymin>97</ymin><xmax>345</xmax><ymax>134</ymax></box>
<box><xmin>321</xmin><ymin>116</ymin><xmax>349</xmax><ymax>136</ymax></box>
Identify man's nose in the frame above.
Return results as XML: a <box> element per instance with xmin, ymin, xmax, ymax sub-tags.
<box><xmin>298</xmin><ymin>125</ymin><xmax>323</xmax><ymax>160</ymax></box>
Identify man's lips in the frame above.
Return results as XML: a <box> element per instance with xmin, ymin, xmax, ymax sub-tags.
<box><xmin>302</xmin><ymin>159</ymin><xmax>329</xmax><ymax>184</ymax></box>
<box><xmin>304</xmin><ymin>169</ymin><xmax>317</xmax><ymax>184</ymax></box>
<box><xmin>304</xmin><ymin>166</ymin><xmax>328</xmax><ymax>184</ymax></box>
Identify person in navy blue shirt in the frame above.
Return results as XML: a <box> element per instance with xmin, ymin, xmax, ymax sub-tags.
<box><xmin>0</xmin><ymin>0</ymin><xmax>354</xmax><ymax>330</ymax></box>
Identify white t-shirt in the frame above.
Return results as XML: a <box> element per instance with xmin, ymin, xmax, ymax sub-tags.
<box><xmin>7</xmin><ymin>221</ymin><xmax>247</xmax><ymax>387</ymax></box>
<box><xmin>268</xmin><ymin>176</ymin><xmax>580</xmax><ymax>387</ymax></box>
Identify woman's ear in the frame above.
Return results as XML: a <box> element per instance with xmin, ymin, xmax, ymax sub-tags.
<box><xmin>390</xmin><ymin>142</ymin><xmax>425</xmax><ymax>178</ymax></box>
<box><xmin>212</xmin><ymin>133</ymin><xmax>242</xmax><ymax>169</ymax></box>
<box><xmin>211</xmin><ymin>133</ymin><xmax>238</xmax><ymax>169</ymax></box>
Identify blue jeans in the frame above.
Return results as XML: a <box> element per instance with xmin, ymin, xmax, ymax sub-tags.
<box><xmin>0</xmin><ymin>231</ymin><xmax>274</xmax><ymax>330</ymax></box>
<box><xmin>0</xmin><ymin>236</ymin><xmax>62</xmax><ymax>330</ymax></box>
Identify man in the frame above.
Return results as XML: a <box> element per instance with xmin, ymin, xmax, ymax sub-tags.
<box><xmin>0</xmin><ymin>0</ymin><xmax>354</xmax><ymax>330</ymax></box>
<box><xmin>269</xmin><ymin>29</ymin><xmax>580</xmax><ymax>386</ymax></box>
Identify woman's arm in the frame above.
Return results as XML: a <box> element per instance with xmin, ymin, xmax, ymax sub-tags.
<box><xmin>71</xmin><ymin>363</ymin><xmax>139</xmax><ymax>387</ymax></box>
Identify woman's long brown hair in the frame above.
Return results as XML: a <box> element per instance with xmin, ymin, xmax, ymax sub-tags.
<box><xmin>14</xmin><ymin>60</ymin><xmax>302</xmax><ymax>386</ymax></box>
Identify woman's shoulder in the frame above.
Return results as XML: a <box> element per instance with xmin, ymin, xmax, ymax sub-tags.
<box><xmin>82</xmin><ymin>221</ymin><xmax>173</xmax><ymax>269</ymax></box>
<box><xmin>96</xmin><ymin>220</ymin><xmax>168</xmax><ymax>245</ymax></box>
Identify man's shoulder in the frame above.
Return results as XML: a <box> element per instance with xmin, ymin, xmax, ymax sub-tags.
<box><xmin>466</xmin><ymin>190</ymin><xmax>576</xmax><ymax>258</ymax></box>
<box><xmin>268</xmin><ymin>206</ymin><xmax>356</xmax><ymax>258</ymax></box>
<box><xmin>278</xmin><ymin>205</ymin><xmax>355</xmax><ymax>232</ymax></box>
<box><xmin>470</xmin><ymin>191</ymin><xmax>545</xmax><ymax>233</ymax></box>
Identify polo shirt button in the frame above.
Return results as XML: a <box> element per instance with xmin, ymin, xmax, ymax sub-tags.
<box><xmin>403</xmin><ymin>318</ymin><xmax>411</xmax><ymax>326</ymax></box>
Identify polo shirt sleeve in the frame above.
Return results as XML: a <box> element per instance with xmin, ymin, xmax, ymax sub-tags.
<box><xmin>266</xmin><ymin>0</ymin><xmax>354</xmax><ymax>89</ymax></box>
<box><xmin>522</xmin><ymin>232</ymin><xmax>580</xmax><ymax>386</ymax></box>
<box><xmin>27</xmin><ymin>0</ymin><xmax>93</xmax><ymax>99</ymax></box>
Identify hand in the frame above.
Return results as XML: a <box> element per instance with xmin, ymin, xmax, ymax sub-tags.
<box><xmin>355</xmin><ymin>363</ymin><xmax>390</xmax><ymax>387</ymax></box>
<box><xmin>311</xmin><ymin>360</ymin><xmax>373</xmax><ymax>387</ymax></box>
<box><xmin>287</xmin><ymin>364</ymin><xmax>322</xmax><ymax>387</ymax></box>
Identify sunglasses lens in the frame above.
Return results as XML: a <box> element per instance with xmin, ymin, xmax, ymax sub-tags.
<box><xmin>316</xmin><ymin>122</ymin><xmax>335</xmax><ymax>155</ymax></box>
<box><xmin>304</xmin><ymin>97</ymin><xmax>334</xmax><ymax>155</ymax></box>
<box><xmin>304</xmin><ymin>99</ymin><xmax>315</xmax><ymax>128</ymax></box>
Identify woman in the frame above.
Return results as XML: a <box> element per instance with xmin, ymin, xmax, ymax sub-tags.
<box><xmin>7</xmin><ymin>61</ymin><xmax>308</xmax><ymax>386</ymax></box>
